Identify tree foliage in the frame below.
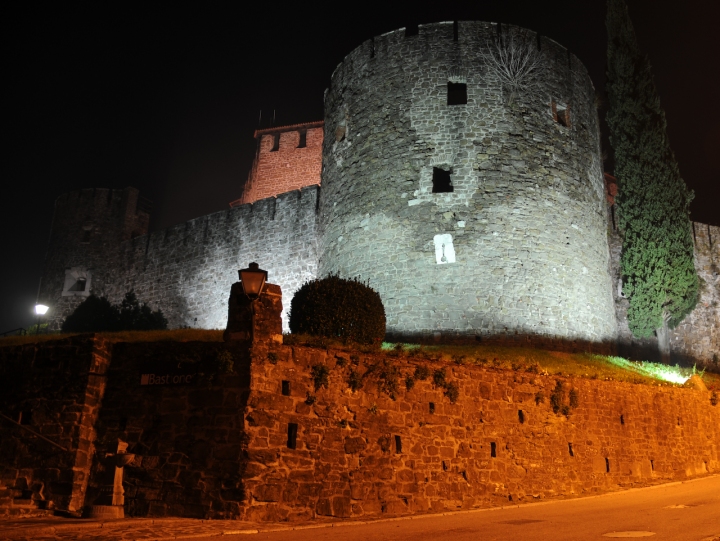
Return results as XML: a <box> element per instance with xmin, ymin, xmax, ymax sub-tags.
<box><xmin>289</xmin><ymin>275</ymin><xmax>386</xmax><ymax>344</ymax></box>
<box><xmin>605</xmin><ymin>0</ymin><xmax>698</xmax><ymax>339</ymax></box>
<box><xmin>62</xmin><ymin>291</ymin><xmax>167</xmax><ymax>333</ymax></box>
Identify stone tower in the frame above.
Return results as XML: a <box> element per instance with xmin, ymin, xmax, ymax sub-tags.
<box><xmin>320</xmin><ymin>21</ymin><xmax>617</xmax><ymax>343</ymax></box>
<box><xmin>39</xmin><ymin>187</ymin><xmax>150</xmax><ymax>328</ymax></box>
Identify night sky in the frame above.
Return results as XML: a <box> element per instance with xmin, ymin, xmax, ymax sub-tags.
<box><xmin>3</xmin><ymin>1</ymin><xmax>718</xmax><ymax>332</ymax></box>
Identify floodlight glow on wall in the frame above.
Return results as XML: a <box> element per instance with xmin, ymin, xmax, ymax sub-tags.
<box><xmin>239</xmin><ymin>263</ymin><xmax>267</xmax><ymax>299</ymax></box>
<box><xmin>34</xmin><ymin>304</ymin><xmax>49</xmax><ymax>316</ymax></box>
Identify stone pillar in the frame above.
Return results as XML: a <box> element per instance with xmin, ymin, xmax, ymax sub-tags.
<box><xmin>224</xmin><ymin>282</ymin><xmax>283</xmax><ymax>345</ymax></box>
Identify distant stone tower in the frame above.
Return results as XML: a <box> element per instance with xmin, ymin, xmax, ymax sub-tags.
<box><xmin>320</xmin><ymin>21</ymin><xmax>617</xmax><ymax>343</ymax></box>
<box><xmin>39</xmin><ymin>187</ymin><xmax>150</xmax><ymax>329</ymax></box>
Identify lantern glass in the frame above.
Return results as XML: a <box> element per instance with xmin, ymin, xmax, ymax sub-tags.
<box><xmin>35</xmin><ymin>304</ymin><xmax>49</xmax><ymax>316</ymax></box>
<box><xmin>239</xmin><ymin>263</ymin><xmax>267</xmax><ymax>299</ymax></box>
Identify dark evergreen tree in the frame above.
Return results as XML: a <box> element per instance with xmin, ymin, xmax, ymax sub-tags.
<box><xmin>118</xmin><ymin>291</ymin><xmax>168</xmax><ymax>331</ymax></box>
<box><xmin>606</xmin><ymin>0</ymin><xmax>698</xmax><ymax>359</ymax></box>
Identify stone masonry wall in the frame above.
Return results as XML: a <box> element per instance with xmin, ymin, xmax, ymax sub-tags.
<box><xmin>86</xmin><ymin>341</ymin><xmax>251</xmax><ymax>519</ymax></box>
<box><xmin>39</xmin><ymin>188</ymin><xmax>150</xmax><ymax>329</ymax></box>
<box><xmin>609</xmin><ymin>220</ymin><xmax>720</xmax><ymax>365</ymax></box>
<box><xmin>0</xmin><ymin>336</ymin><xmax>111</xmax><ymax>515</ymax></box>
<box><xmin>236</xmin><ymin>123</ymin><xmax>323</xmax><ymax>205</ymax></box>
<box><xmin>241</xmin><ymin>342</ymin><xmax>720</xmax><ymax>521</ymax></box>
<box><xmin>320</xmin><ymin>21</ymin><xmax>617</xmax><ymax>343</ymax></box>
<box><xmin>41</xmin><ymin>186</ymin><xmax>319</xmax><ymax>332</ymax></box>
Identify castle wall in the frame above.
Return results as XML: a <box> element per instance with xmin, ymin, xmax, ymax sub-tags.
<box><xmin>610</xmin><ymin>221</ymin><xmax>720</xmax><ymax>365</ymax></box>
<box><xmin>42</xmin><ymin>187</ymin><xmax>320</xmax><ymax>332</ymax></box>
<box><xmin>3</xmin><ymin>336</ymin><xmax>717</xmax><ymax>521</ymax></box>
<box><xmin>235</xmin><ymin>123</ymin><xmax>323</xmax><ymax>205</ymax></box>
<box><xmin>319</xmin><ymin>22</ymin><xmax>617</xmax><ymax>344</ymax></box>
<box><xmin>241</xmin><ymin>342</ymin><xmax>719</xmax><ymax>521</ymax></box>
<box><xmin>0</xmin><ymin>336</ymin><xmax>111</xmax><ymax>516</ymax></box>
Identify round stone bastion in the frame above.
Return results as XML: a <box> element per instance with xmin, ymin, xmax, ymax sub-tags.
<box><xmin>319</xmin><ymin>21</ymin><xmax>617</xmax><ymax>343</ymax></box>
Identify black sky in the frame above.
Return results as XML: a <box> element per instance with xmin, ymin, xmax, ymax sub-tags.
<box><xmin>3</xmin><ymin>0</ymin><xmax>718</xmax><ymax>332</ymax></box>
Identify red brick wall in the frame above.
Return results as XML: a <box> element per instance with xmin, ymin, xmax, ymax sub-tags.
<box><xmin>236</xmin><ymin>124</ymin><xmax>323</xmax><ymax>205</ymax></box>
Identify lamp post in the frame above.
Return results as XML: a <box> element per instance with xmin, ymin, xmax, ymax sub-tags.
<box><xmin>34</xmin><ymin>304</ymin><xmax>49</xmax><ymax>335</ymax></box>
<box><xmin>239</xmin><ymin>262</ymin><xmax>267</xmax><ymax>299</ymax></box>
<box><xmin>238</xmin><ymin>263</ymin><xmax>267</xmax><ymax>343</ymax></box>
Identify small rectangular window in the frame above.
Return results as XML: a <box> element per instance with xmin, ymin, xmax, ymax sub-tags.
<box><xmin>394</xmin><ymin>435</ymin><xmax>402</xmax><ymax>454</ymax></box>
<box><xmin>429</xmin><ymin>402</ymin><xmax>435</xmax><ymax>414</ymax></box>
<box><xmin>553</xmin><ymin>101</ymin><xmax>570</xmax><ymax>127</ymax></box>
<box><xmin>447</xmin><ymin>82</ymin><xmax>467</xmax><ymax>105</ymax></box>
<box><xmin>287</xmin><ymin>423</ymin><xmax>298</xmax><ymax>449</ymax></box>
<box><xmin>490</xmin><ymin>441</ymin><xmax>497</xmax><ymax>458</ymax></box>
<box><xmin>281</xmin><ymin>380</ymin><xmax>290</xmax><ymax>396</ymax></box>
<box><xmin>271</xmin><ymin>134</ymin><xmax>280</xmax><ymax>152</ymax></box>
<box><xmin>432</xmin><ymin>167</ymin><xmax>453</xmax><ymax>193</ymax></box>
<box><xmin>297</xmin><ymin>130</ymin><xmax>307</xmax><ymax>148</ymax></box>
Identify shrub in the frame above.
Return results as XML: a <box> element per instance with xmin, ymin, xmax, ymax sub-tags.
<box><xmin>289</xmin><ymin>275</ymin><xmax>386</xmax><ymax>344</ymax></box>
<box><xmin>311</xmin><ymin>364</ymin><xmax>330</xmax><ymax>391</ymax></box>
<box><xmin>62</xmin><ymin>291</ymin><xmax>167</xmax><ymax>333</ymax></box>
<box><xmin>62</xmin><ymin>295</ymin><xmax>120</xmax><ymax>332</ymax></box>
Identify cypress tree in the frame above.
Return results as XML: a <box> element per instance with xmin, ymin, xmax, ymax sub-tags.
<box><xmin>605</xmin><ymin>0</ymin><xmax>698</xmax><ymax>359</ymax></box>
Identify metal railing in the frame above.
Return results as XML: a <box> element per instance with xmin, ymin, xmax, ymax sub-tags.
<box><xmin>0</xmin><ymin>328</ymin><xmax>27</xmax><ymax>337</ymax></box>
<box><xmin>0</xmin><ymin>413</ymin><xmax>69</xmax><ymax>452</ymax></box>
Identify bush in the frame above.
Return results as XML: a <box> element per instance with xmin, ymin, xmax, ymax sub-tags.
<box><xmin>62</xmin><ymin>295</ymin><xmax>120</xmax><ymax>332</ymax></box>
<box><xmin>289</xmin><ymin>275</ymin><xmax>385</xmax><ymax>344</ymax></box>
<box><xmin>62</xmin><ymin>291</ymin><xmax>167</xmax><ymax>333</ymax></box>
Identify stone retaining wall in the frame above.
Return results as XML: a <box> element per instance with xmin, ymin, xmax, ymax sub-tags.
<box><xmin>0</xmin><ymin>336</ymin><xmax>110</xmax><ymax>515</ymax></box>
<box><xmin>241</xmin><ymin>342</ymin><xmax>720</xmax><ymax>521</ymax></box>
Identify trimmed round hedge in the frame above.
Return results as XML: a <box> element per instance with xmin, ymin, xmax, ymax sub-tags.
<box><xmin>289</xmin><ymin>275</ymin><xmax>386</xmax><ymax>344</ymax></box>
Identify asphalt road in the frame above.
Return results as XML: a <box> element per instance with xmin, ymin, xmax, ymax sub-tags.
<box><xmin>229</xmin><ymin>476</ymin><xmax>720</xmax><ymax>541</ymax></box>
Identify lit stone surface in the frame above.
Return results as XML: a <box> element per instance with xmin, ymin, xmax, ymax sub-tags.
<box><xmin>320</xmin><ymin>21</ymin><xmax>617</xmax><ymax>342</ymax></box>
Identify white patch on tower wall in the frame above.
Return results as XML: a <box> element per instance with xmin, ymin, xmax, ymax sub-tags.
<box><xmin>62</xmin><ymin>267</ymin><xmax>92</xmax><ymax>297</ymax></box>
<box><xmin>434</xmin><ymin>234</ymin><xmax>456</xmax><ymax>264</ymax></box>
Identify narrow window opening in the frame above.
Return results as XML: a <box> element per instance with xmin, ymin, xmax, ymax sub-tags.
<box><xmin>287</xmin><ymin>423</ymin><xmax>298</xmax><ymax>449</ymax></box>
<box><xmin>677</xmin><ymin>417</ymin><xmax>681</xmax><ymax>426</ymax></box>
<box><xmin>281</xmin><ymin>380</ymin><xmax>290</xmax><ymax>396</ymax></box>
<box><xmin>650</xmin><ymin>460</ymin><xmax>655</xmax><ymax>471</ymax></box>
<box><xmin>490</xmin><ymin>442</ymin><xmax>497</xmax><ymax>458</ymax></box>
<box><xmin>605</xmin><ymin>457</ymin><xmax>610</xmax><ymax>473</ymax></box>
<box><xmin>405</xmin><ymin>23</ymin><xmax>418</xmax><ymax>37</ymax></box>
<box><xmin>568</xmin><ymin>443</ymin><xmax>574</xmax><ymax>457</ymax></box>
<box><xmin>453</xmin><ymin>21</ymin><xmax>458</xmax><ymax>41</ymax></box>
<box><xmin>297</xmin><ymin>130</ymin><xmax>307</xmax><ymax>148</ymax></box>
<box><xmin>395</xmin><ymin>435</ymin><xmax>402</xmax><ymax>454</ymax></box>
<box><xmin>518</xmin><ymin>410</ymin><xmax>525</xmax><ymax>424</ymax></box>
<box><xmin>447</xmin><ymin>82</ymin><xmax>467</xmax><ymax>105</ymax></box>
<box><xmin>270</xmin><ymin>134</ymin><xmax>280</xmax><ymax>152</ymax></box>
<box><xmin>432</xmin><ymin>167</ymin><xmax>454</xmax><ymax>193</ymax></box>
<box><xmin>442</xmin><ymin>460</ymin><xmax>448</xmax><ymax>471</ymax></box>
<box><xmin>553</xmin><ymin>101</ymin><xmax>570</xmax><ymax>127</ymax></box>
<box><xmin>620</xmin><ymin>414</ymin><xmax>624</xmax><ymax>425</ymax></box>
<box><xmin>429</xmin><ymin>402</ymin><xmax>435</xmax><ymax>414</ymax></box>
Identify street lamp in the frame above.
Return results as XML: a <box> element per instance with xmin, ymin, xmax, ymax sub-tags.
<box><xmin>239</xmin><ymin>262</ymin><xmax>267</xmax><ymax>300</ymax></box>
<box><xmin>34</xmin><ymin>304</ymin><xmax>49</xmax><ymax>335</ymax></box>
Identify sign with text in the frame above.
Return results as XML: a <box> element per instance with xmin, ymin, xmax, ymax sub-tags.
<box><xmin>140</xmin><ymin>373</ymin><xmax>196</xmax><ymax>386</ymax></box>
